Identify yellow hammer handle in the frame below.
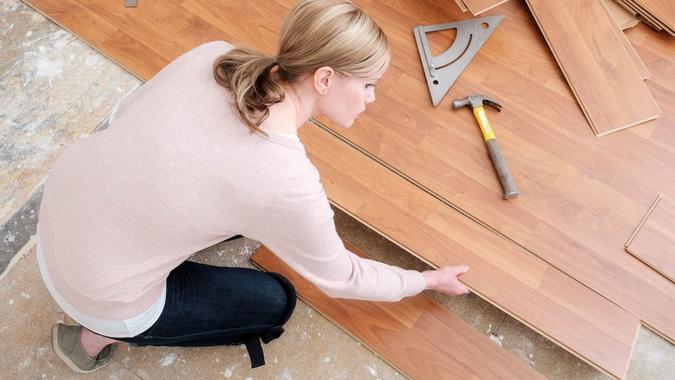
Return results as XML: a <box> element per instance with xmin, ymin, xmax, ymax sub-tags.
<box><xmin>473</xmin><ymin>106</ymin><xmax>496</xmax><ymax>141</ymax></box>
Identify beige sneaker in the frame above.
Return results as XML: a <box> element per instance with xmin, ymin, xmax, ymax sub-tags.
<box><xmin>51</xmin><ymin>323</ymin><xmax>115</xmax><ymax>373</ymax></box>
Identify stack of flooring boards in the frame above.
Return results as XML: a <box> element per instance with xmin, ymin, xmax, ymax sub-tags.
<box><xmin>459</xmin><ymin>0</ymin><xmax>662</xmax><ymax>136</ymax></box>
<box><xmin>614</xmin><ymin>0</ymin><xmax>675</xmax><ymax>35</ymax></box>
<box><xmin>21</xmin><ymin>0</ymin><xmax>674</xmax><ymax>379</ymax></box>
<box><xmin>456</xmin><ymin>0</ymin><xmax>673</xmax><ymax>35</ymax></box>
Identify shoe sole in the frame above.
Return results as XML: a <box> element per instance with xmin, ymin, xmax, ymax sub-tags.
<box><xmin>51</xmin><ymin>324</ymin><xmax>111</xmax><ymax>374</ymax></box>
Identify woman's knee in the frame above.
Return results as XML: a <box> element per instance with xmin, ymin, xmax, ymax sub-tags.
<box><xmin>257</xmin><ymin>272</ymin><xmax>295</xmax><ymax>324</ymax></box>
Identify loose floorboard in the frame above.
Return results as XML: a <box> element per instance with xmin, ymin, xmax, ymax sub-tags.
<box><xmin>252</xmin><ymin>243</ymin><xmax>546</xmax><ymax>380</ymax></box>
<box><xmin>21</xmin><ymin>0</ymin><xmax>674</xmax><ymax>376</ymax></box>
<box><xmin>599</xmin><ymin>0</ymin><xmax>650</xmax><ymax>79</ymax></box>
<box><xmin>526</xmin><ymin>0</ymin><xmax>660</xmax><ymax>135</ymax></box>
<box><xmin>626</xmin><ymin>195</ymin><xmax>675</xmax><ymax>282</ymax></box>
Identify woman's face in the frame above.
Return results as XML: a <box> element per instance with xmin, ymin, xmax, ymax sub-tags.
<box><xmin>318</xmin><ymin>67</ymin><xmax>385</xmax><ymax>128</ymax></box>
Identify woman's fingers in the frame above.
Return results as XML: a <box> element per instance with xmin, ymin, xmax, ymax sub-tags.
<box><xmin>422</xmin><ymin>265</ymin><xmax>471</xmax><ymax>296</ymax></box>
<box><xmin>444</xmin><ymin>265</ymin><xmax>470</xmax><ymax>296</ymax></box>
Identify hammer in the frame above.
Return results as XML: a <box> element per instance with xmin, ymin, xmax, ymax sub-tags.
<box><xmin>452</xmin><ymin>95</ymin><xmax>519</xmax><ymax>199</ymax></box>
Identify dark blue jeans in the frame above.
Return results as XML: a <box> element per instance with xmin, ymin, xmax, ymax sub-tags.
<box><xmin>111</xmin><ymin>260</ymin><xmax>292</xmax><ymax>349</ymax></box>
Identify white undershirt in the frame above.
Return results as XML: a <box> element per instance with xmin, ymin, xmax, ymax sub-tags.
<box><xmin>36</xmin><ymin>232</ymin><xmax>166</xmax><ymax>338</ymax></box>
<box><xmin>259</xmin><ymin>127</ymin><xmax>300</xmax><ymax>141</ymax></box>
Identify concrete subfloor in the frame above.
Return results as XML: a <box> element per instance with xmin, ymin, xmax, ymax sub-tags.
<box><xmin>1</xmin><ymin>0</ymin><xmax>674</xmax><ymax>378</ymax></box>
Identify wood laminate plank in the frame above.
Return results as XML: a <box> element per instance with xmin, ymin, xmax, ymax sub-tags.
<box><xmin>599</xmin><ymin>0</ymin><xmax>650</xmax><ymax>79</ymax></box>
<box><xmin>629</xmin><ymin>0</ymin><xmax>675</xmax><ymax>32</ymax></box>
<box><xmin>626</xmin><ymin>1</ymin><xmax>674</xmax><ymax>34</ymax></box>
<box><xmin>463</xmin><ymin>0</ymin><xmax>510</xmax><ymax>16</ymax></box>
<box><xmin>251</xmin><ymin>243</ymin><xmax>546</xmax><ymax>380</ymax></box>
<box><xmin>626</xmin><ymin>195</ymin><xmax>675</xmax><ymax>282</ymax></box>
<box><xmin>525</xmin><ymin>0</ymin><xmax>660</xmax><ymax>135</ymax></box>
<box><xmin>615</xmin><ymin>0</ymin><xmax>666</xmax><ymax>31</ymax></box>
<box><xmin>298</xmin><ymin>124</ymin><xmax>638</xmax><ymax>379</ymax></box>
<box><xmin>453</xmin><ymin>0</ymin><xmax>468</xmax><ymax>12</ymax></box>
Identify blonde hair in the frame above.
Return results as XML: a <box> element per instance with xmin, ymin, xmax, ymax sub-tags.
<box><xmin>213</xmin><ymin>0</ymin><xmax>390</xmax><ymax>135</ymax></box>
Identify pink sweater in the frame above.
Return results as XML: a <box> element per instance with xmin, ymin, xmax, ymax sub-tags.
<box><xmin>37</xmin><ymin>41</ymin><xmax>426</xmax><ymax>320</ymax></box>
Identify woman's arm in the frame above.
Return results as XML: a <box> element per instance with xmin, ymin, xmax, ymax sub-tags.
<box><xmin>248</xmin><ymin>170</ymin><xmax>468</xmax><ymax>301</ymax></box>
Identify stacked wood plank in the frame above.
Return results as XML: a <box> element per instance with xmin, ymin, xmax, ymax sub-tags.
<box><xmin>454</xmin><ymin>0</ymin><xmax>643</xmax><ymax>29</ymax></box>
<box><xmin>525</xmin><ymin>0</ymin><xmax>660</xmax><ymax>136</ymax></box>
<box><xmin>251</xmin><ymin>242</ymin><xmax>546</xmax><ymax>380</ymax></box>
<box><xmin>453</xmin><ymin>0</ymin><xmax>509</xmax><ymax>16</ymax></box>
<box><xmin>614</xmin><ymin>0</ymin><xmax>675</xmax><ymax>35</ymax></box>
<box><xmin>21</xmin><ymin>0</ymin><xmax>675</xmax><ymax>378</ymax></box>
<box><xmin>602</xmin><ymin>0</ymin><xmax>641</xmax><ymax>29</ymax></box>
<box><xmin>625</xmin><ymin>195</ymin><xmax>675</xmax><ymax>282</ymax></box>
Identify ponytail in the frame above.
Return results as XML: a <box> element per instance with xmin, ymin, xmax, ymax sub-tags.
<box><xmin>213</xmin><ymin>1</ymin><xmax>390</xmax><ymax>136</ymax></box>
<box><xmin>213</xmin><ymin>47</ymin><xmax>285</xmax><ymax>135</ymax></box>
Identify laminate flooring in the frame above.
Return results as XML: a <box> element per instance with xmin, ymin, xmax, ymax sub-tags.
<box><xmin>298</xmin><ymin>122</ymin><xmax>638</xmax><ymax>378</ymax></box>
<box><xmin>599</xmin><ymin>0</ymin><xmax>650</xmax><ymax>79</ymax></box>
<box><xmin>526</xmin><ymin>0</ymin><xmax>659</xmax><ymax>135</ymax></box>
<box><xmin>313</xmin><ymin>0</ymin><xmax>675</xmax><ymax>346</ymax></box>
<box><xmin>629</xmin><ymin>0</ymin><xmax>675</xmax><ymax>32</ymax></box>
<box><xmin>251</xmin><ymin>242</ymin><xmax>546</xmax><ymax>380</ymax></box>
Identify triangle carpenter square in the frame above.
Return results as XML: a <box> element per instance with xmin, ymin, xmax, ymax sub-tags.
<box><xmin>414</xmin><ymin>15</ymin><xmax>504</xmax><ymax>106</ymax></box>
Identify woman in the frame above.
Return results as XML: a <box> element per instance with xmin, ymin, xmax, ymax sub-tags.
<box><xmin>38</xmin><ymin>0</ymin><xmax>470</xmax><ymax>373</ymax></box>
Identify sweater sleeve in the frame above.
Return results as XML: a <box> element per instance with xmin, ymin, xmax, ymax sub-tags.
<box><xmin>248</xmin><ymin>165</ymin><xmax>427</xmax><ymax>302</ymax></box>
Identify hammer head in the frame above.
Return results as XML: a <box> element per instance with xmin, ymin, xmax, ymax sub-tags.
<box><xmin>452</xmin><ymin>94</ymin><xmax>502</xmax><ymax>112</ymax></box>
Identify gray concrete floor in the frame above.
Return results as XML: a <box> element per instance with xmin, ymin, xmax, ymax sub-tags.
<box><xmin>1</xmin><ymin>0</ymin><xmax>674</xmax><ymax>378</ymax></box>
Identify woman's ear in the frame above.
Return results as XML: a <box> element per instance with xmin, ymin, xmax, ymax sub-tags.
<box><xmin>313</xmin><ymin>66</ymin><xmax>335</xmax><ymax>95</ymax></box>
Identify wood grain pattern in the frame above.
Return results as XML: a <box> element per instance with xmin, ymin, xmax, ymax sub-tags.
<box><xmin>615</xmin><ymin>0</ymin><xmax>666</xmax><ymax>32</ymax></box>
<box><xmin>299</xmin><ymin>123</ymin><xmax>639</xmax><ymax>379</ymax></box>
<box><xmin>617</xmin><ymin>0</ymin><xmax>675</xmax><ymax>35</ymax></box>
<box><xmin>463</xmin><ymin>0</ymin><xmax>510</xmax><ymax>16</ymax></box>
<box><xmin>251</xmin><ymin>243</ymin><xmax>546</xmax><ymax>380</ymax></box>
<box><xmin>629</xmin><ymin>0</ymin><xmax>675</xmax><ymax>31</ymax></box>
<box><xmin>315</xmin><ymin>0</ymin><xmax>675</xmax><ymax>348</ymax></box>
<box><xmin>626</xmin><ymin>195</ymin><xmax>675</xmax><ymax>282</ymax></box>
<box><xmin>526</xmin><ymin>0</ymin><xmax>660</xmax><ymax>135</ymax></box>
<box><xmin>21</xmin><ymin>0</ymin><xmax>675</xmax><ymax>376</ymax></box>
<box><xmin>599</xmin><ymin>0</ymin><xmax>650</xmax><ymax>79</ymax></box>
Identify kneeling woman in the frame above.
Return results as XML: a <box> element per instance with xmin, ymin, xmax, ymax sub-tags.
<box><xmin>38</xmin><ymin>0</ymin><xmax>470</xmax><ymax>373</ymax></box>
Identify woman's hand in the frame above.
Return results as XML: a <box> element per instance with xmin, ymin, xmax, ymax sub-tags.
<box><xmin>422</xmin><ymin>265</ymin><xmax>470</xmax><ymax>296</ymax></box>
